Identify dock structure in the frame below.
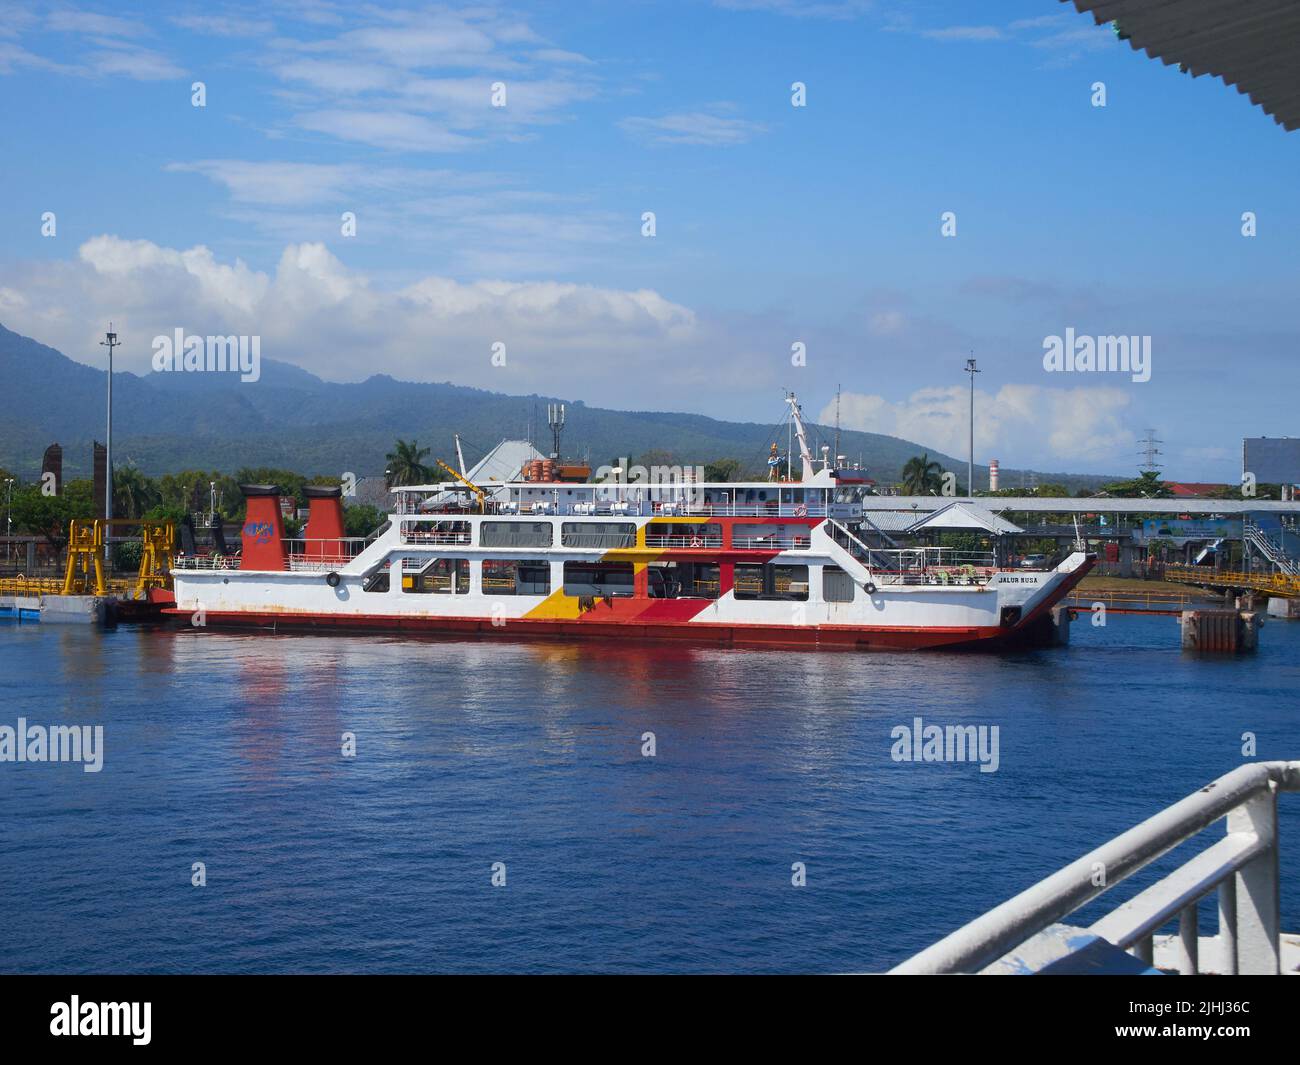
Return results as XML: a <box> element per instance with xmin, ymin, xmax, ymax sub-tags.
<box><xmin>0</xmin><ymin>518</ymin><xmax>173</xmax><ymax>624</ymax></box>
<box><xmin>0</xmin><ymin>591</ymin><xmax>106</xmax><ymax>624</ymax></box>
<box><xmin>1179</xmin><ymin>609</ymin><xmax>1260</xmax><ymax>654</ymax></box>
<box><xmin>892</xmin><ymin>761</ymin><xmax>1300</xmax><ymax>975</ymax></box>
<box><xmin>1165</xmin><ymin>564</ymin><xmax>1300</xmax><ymax>600</ymax></box>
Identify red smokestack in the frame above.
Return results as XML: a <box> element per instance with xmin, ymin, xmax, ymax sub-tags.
<box><xmin>239</xmin><ymin>485</ymin><xmax>288</xmax><ymax>571</ymax></box>
<box><xmin>304</xmin><ymin>485</ymin><xmax>346</xmax><ymax>562</ymax></box>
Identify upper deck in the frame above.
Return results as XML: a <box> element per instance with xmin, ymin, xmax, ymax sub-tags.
<box><xmin>392</xmin><ymin>478</ymin><xmax>869</xmax><ymax>519</ymax></box>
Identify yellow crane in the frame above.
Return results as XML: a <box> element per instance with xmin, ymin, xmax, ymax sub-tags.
<box><xmin>434</xmin><ymin>458</ymin><xmax>487</xmax><ymax>513</ymax></box>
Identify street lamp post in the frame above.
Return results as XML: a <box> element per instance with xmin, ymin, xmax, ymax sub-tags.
<box><xmin>4</xmin><ymin>477</ymin><xmax>13</xmax><ymax>564</ymax></box>
<box><xmin>100</xmin><ymin>325</ymin><xmax>120</xmax><ymax>562</ymax></box>
<box><xmin>965</xmin><ymin>357</ymin><xmax>980</xmax><ymax>496</ymax></box>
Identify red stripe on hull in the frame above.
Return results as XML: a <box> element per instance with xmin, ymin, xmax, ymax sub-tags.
<box><xmin>162</xmin><ymin>608</ymin><xmax>1009</xmax><ymax>651</ymax></box>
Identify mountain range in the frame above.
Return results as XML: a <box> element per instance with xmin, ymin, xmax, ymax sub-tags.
<box><xmin>0</xmin><ymin>323</ymin><xmax>1118</xmax><ymax>490</ymax></box>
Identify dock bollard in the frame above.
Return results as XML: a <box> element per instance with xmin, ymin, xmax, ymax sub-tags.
<box><xmin>1179</xmin><ymin>609</ymin><xmax>1259</xmax><ymax>654</ymax></box>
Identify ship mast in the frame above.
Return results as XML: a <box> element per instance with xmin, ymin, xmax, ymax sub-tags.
<box><xmin>785</xmin><ymin>392</ymin><xmax>816</xmax><ymax>482</ymax></box>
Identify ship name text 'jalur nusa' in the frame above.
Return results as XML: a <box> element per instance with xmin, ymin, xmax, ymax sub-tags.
<box><xmin>166</xmin><ymin>400</ymin><xmax>1094</xmax><ymax>651</ymax></box>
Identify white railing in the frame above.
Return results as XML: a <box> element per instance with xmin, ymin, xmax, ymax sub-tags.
<box><xmin>399</xmin><ymin>531</ymin><xmax>472</xmax><ymax>545</ymax></box>
<box><xmin>174</xmin><ymin>536</ymin><xmax>372</xmax><ymax>572</ymax></box>
<box><xmin>1245</xmin><ymin>519</ymin><xmax>1298</xmax><ymax>576</ymax></box>
<box><xmin>173</xmin><ymin>555</ymin><xmax>241</xmax><ymax>570</ymax></box>
<box><xmin>891</xmin><ymin>761</ymin><xmax>1300</xmax><ymax>975</ymax></box>
<box><xmin>644</xmin><ymin>535</ymin><xmax>724</xmax><ymax>549</ymax></box>
<box><xmin>732</xmin><ymin>535</ymin><xmax>813</xmax><ymax>551</ymax></box>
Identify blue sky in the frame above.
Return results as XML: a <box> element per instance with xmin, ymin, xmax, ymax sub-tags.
<box><xmin>0</xmin><ymin>0</ymin><xmax>1296</xmax><ymax>479</ymax></box>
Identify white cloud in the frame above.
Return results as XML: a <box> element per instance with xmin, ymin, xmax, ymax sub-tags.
<box><xmin>47</xmin><ymin>10</ymin><xmax>145</xmax><ymax>38</ymax></box>
<box><xmin>0</xmin><ymin>236</ymin><xmax>702</xmax><ymax>393</ymax></box>
<box><xmin>713</xmin><ymin>0</ymin><xmax>874</xmax><ymax>18</ymax></box>
<box><xmin>295</xmin><ymin>109</ymin><xmax>477</xmax><ymax>152</ymax></box>
<box><xmin>620</xmin><ymin>109</ymin><xmax>767</xmax><ymax>146</ymax></box>
<box><xmin>921</xmin><ymin>26</ymin><xmax>1004</xmax><ymax>42</ymax></box>
<box><xmin>168</xmin><ymin>14</ymin><xmax>275</xmax><ymax>38</ymax></box>
<box><xmin>164</xmin><ymin>159</ymin><xmax>482</xmax><ymax>206</ymax></box>
<box><xmin>824</xmin><ymin>384</ymin><xmax>1136</xmax><ymax>465</ymax></box>
<box><xmin>83</xmin><ymin>44</ymin><xmax>185</xmax><ymax>80</ymax></box>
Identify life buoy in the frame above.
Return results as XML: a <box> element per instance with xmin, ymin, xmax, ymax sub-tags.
<box><xmin>326</xmin><ymin>572</ymin><xmax>341</xmax><ymax>588</ymax></box>
<box><xmin>689</xmin><ymin>536</ymin><xmax>703</xmax><ymax>548</ymax></box>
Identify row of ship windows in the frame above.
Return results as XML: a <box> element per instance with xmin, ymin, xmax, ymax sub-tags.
<box><xmin>401</xmin><ymin>521</ymin><xmax>812</xmax><ymax>549</ymax></box>
<box><xmin>364</xmin><ymin>560</ymin><xmax>857</xmax><ymax>603</ymax></box>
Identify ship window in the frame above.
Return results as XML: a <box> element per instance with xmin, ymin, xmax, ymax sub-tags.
<box><xmin>647</xmin><ymin>562</ymin><xmax>720</xmax><ymax>599</ymax></box>
<box><xmin>563</xmin><ymin>561</ymin><xmax>635</xmax><ymax>597</ymax></box>
<box><xmin>483</xmin><ymin>559</ymin><xmax>551</xmax><ymax>596</ymax></box>
<box><xmin>823</xmin><ymin>565</ymin><xmax>855</xmax><ymax>603</ymax></box>
<box><xmin>400</xmin><ymin>520</ymin><xmax>470</xmax><ymax>544</ymax></box>
<box><xmin>734</xmin><ymin>563</ymin><xmax>809</xmax><ymax>601</ymax></box>
<box><xmin>560</xmin><ymin>522</ymin><xmax>636</xmax><ymax>549</ymax></box>
<box><xmin>403</xmin><ymin>557</ymin><xmax>469</xmax><ymax>594</ymax></box>
<box><xmin>480</xmin><ymin>521</ymin><xmax>552</xmax><ymax>548</ymax></box>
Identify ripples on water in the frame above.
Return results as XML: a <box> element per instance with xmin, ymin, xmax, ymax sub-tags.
<box><xmin>0</xmin><ymin>615</ymin><xmax>1297</xmax><ymax>973</ymax></box>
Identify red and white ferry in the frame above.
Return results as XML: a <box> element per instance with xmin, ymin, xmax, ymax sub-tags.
<box><xmin>167</xmin><ymin>405</ymin><xmax>1093</xmax><ymax>651</ymax></box>
<box><xmin>167</xmin><ymin>485</ymin><xmax>1092</xmax><ymax>651</ymax></box>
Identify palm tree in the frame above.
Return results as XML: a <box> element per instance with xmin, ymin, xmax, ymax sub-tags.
<box><xmin>113</xmin><ymin>464</ymin><xmax>161</xmax><ymax>519</ymax></box>
<box><xmin>385</xmin><ymin>439</ymin><xmax>434</xmax><ymax>487</ymax></box>
<box><xmin>901</xmin><ymin>453</ymin><xmax>943</xmax><ymax>495</ymax></box>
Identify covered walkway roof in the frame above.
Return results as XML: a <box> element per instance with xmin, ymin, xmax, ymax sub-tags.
<box><xmin>1068</xmin><ymin>0</ymin><xmax>1300</xmax><ymax>131</ymax></box>
<box><xmin>864</xmin><ymin>496</ymin><xmax>1300</xmax><ymax>515</ymax></box>
<box><xmin>908</xmin><ymin>502</ymin><xmax>1024</xmax><ymax>536</ymax></box>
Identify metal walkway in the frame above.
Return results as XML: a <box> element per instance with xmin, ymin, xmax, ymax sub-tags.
<box><xmin>1165</xmin><ymin>564</ymin><xmax>1300</xmax><ymax>599</ymax></box>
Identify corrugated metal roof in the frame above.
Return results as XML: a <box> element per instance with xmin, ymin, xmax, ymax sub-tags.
<box><xmin>909</xmin><ymin>502</ymin><xmax>1025</xmax><ymax>536</ymax></box>
<box><xmin>1068</xmin><ymin>0</ymin><xmax>1300</xmax><ymax>131</ymax></box>
<box><xmin>465</xmin><ymin>439</ymin><xmax>546</xmax><ymax>484</ymax></box>
<box><xmin>863</xmin><ymin>495</ymin><xmax>1300</xmax><ymax>514</ymax></box>
<box><xmin>859</xmin><ymin>510</ymin><xmax>924</xmax><ymax>533</ymax></box>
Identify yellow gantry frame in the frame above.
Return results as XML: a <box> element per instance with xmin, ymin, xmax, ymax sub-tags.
<box><xmin>60</xmin><ymin>518</ymin><xmax>176</xmax><ymax>599</ymax></box>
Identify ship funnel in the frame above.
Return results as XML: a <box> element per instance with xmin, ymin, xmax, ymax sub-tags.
<box><xmin>304</xmin><ymin>485</ymin><xmax>346</xmax><ymax>563</ymax></box>
<box><xmin>239</xmin><ymin>485</ymin><xmax>289</xmax><ymax>571</ymax></box>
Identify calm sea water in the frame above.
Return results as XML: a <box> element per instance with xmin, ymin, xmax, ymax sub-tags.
<box><xmin>1</xmin><ymin>614</ymin><xmax>1297</xmax><ymax>974</ymax></box>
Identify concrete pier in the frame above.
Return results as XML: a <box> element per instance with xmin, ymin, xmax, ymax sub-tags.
<box><xmin>1049</xmin><ymin>605</ymin><xmax>1071</xmax><ymax>646</ymax></box>
<box><xmin>1180</xmin><ymin>609</ymin><xmax>1260</xmax><ymax>653</ymax></box>
<box><xmin>1267</xmin><ymin>597</ymin><xmax>1300</xmax><ymax>620</ymax></box>
<box><xmin>0</xmin><ymin>593</ymin><xmax>107</xmax><ymax>624</ymax></box>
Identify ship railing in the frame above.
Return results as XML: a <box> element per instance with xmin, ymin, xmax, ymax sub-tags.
<box><xmin>283</xmin><ymin>537</ymin><xmax>371</xmax><ymax>570</ymax></box>
<box><xmin>173</xmin><ymin>555</ymin><xmax>241</xmax><ymax>570</ymax></box>
<box><xmin>681</xmin><ymin>503</ymin><xmax>833</xmax><ymax>518</ymax></box>
<box><xmin>891</xmin><ymin>761</ymin><xmax>1300</xmax><ymax>975</ymax></box>
<box><xmin>398</xmin><ymin>530</ymin><xmax>473</xmax><ymax>545</ymax></box>
<box><xmin>497</xmin><ymin>502</ymin><xmax>839</xmax><ymax>519</ymax></box>
<box><xmin>731</xmin><ymin>535</ymin><xmax>813</xmax><ymax>551</ymax></box>
<box><xmin>643</xmin><ymin>535</ymin><xmax>725</xmax><ymax>549</ymax></box>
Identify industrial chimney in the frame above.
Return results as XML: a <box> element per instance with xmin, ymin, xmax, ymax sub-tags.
<box><xmin>989</xmin><ymin>459</ymin><xmax>1000</xmax><ymax>492</ymax></box>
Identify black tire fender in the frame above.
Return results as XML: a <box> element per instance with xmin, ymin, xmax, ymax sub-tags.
<box><xmin>863</xmin><ymin>581</ymin><xmax>877</xmax><ymax>595</ymax></box>
<box><xmin>326</xmin><ymin>572</ymin><xmax>341</xmax><ymax>588</ymax></box>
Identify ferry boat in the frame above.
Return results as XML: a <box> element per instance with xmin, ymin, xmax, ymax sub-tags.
<box><xmin>166</xmin><ymin>402</ymin><xmax>1094</xmax><ymax>651</ymax></box>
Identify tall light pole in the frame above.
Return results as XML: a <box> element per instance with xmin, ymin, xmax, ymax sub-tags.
<box><xmin>4</xmin><ymin>477</ymin><xmax>13</xmax><ymax>564</ymax></box>
<box><xmin>100</xmin><ymin>325</ymin><xmax>120</xmax><ymax>536</ymax></box>
<box><xmin>965</xmin><ymin>356</ymin><xmax>979</xmax><ymax>496</ymax></box>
